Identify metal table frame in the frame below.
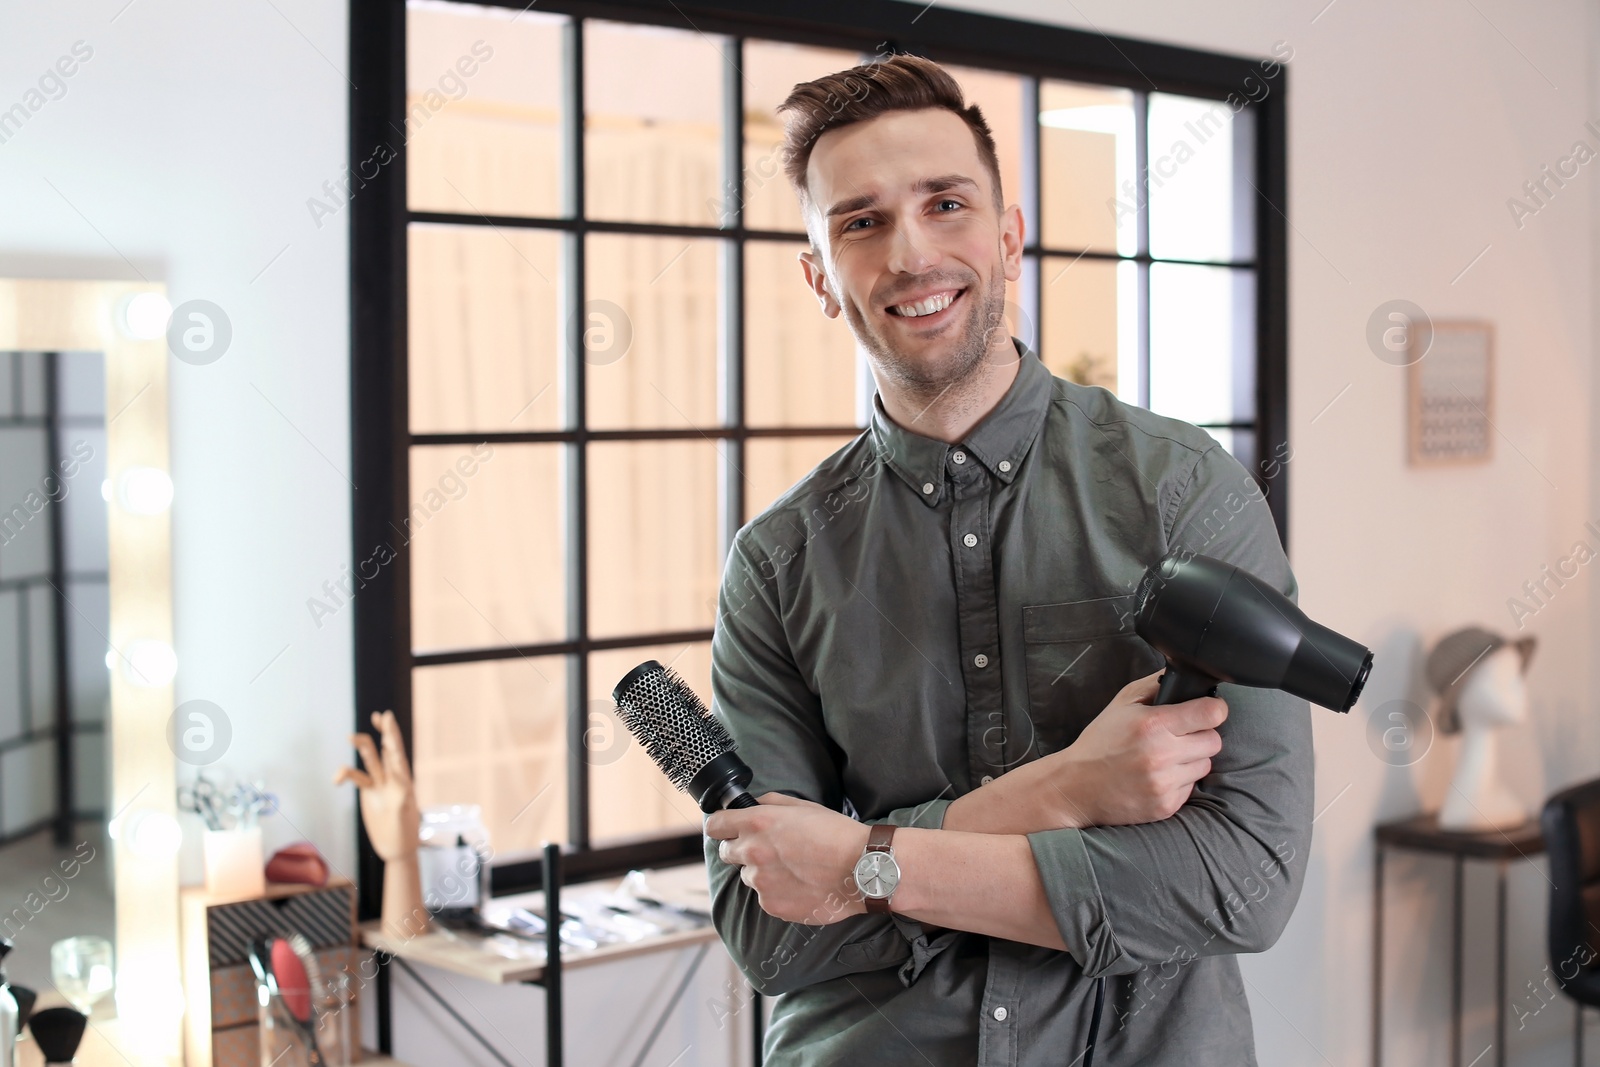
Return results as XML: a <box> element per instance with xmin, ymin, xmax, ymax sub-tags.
<box><xmin>1372</xmin><ymin>814</ymin><xmax>1548</xmax><ymax>1067</ymax></box>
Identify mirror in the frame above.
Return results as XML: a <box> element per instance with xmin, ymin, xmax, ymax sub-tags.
<box><xmin>0</xmin><ymin>279</ymin><xmax>179</xmax><ymax>1060</ymax></box>
<box><xmin>0</xmin><ymin>347</ymin><xmax>112</xmax><ymax>987</ymax></box>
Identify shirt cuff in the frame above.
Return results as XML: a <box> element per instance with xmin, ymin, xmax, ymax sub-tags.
<box><xmin>1026</xmin><ymin>826</ymin><xmax>1133</xmax><ymax>977</ymax></box>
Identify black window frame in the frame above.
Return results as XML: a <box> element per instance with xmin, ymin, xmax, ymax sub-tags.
<box><xmin>349</xmin><ymin>0</ymin><xmax>1289</xmax><ymax>911</ymax></box>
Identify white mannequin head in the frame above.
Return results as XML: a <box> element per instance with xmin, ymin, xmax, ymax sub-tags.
<box><xmin>1454</xmin><ymin>644</ymin><xmax>1529</xmax><ymax>731</ymax></box>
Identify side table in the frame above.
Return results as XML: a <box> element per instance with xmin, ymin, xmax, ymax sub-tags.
<box><xmin>1373</xmin><ymin>812</ymin><xmax>1546</xmax><ymax>1067</ymax></box>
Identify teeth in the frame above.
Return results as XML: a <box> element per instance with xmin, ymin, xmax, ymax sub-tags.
<box><xmin>891</xmin><ymin>290</ymin><xmax>957</xmax><ymax>317</ymax></box>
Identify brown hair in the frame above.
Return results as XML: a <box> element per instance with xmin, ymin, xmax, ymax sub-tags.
<box><xmin>777</xmin><ymin>55</ymin><xmax>1004</xmax><ymax>220</ymax></box>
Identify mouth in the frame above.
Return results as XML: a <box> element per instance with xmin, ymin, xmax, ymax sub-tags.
<box><xmin>883</xmin><ymin>287</ymin><xmax>966</xmax><ymax>328</ymax></box>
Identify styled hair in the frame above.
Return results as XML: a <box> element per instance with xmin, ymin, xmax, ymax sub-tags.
<box><xmin>777</xmin><ymin>54</ymin><xmax>1005</xmax><ymax>222</ymax></box>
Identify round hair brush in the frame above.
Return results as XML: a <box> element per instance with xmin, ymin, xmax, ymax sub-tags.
<box><xmin>612</xmin><ymin>660</ymin><xmax>758</xmax><ymax>812</ymax></box>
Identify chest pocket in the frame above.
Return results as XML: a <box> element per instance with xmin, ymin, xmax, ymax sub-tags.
<box><xmin>1022</xmin><ymin>594</ymin><xmax>1164</xmax><ymax>755</ymax></box>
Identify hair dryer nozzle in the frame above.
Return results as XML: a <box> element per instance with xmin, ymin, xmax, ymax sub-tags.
<box><xmin>1135</xmin><ymin>552</ymin><xmax>1373</xmax><ymax>713</ymax></box>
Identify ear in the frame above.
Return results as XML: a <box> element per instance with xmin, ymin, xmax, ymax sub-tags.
<box><xmin>999</xmin><ymin>202</ymin><xmax>1025</xmax><ymax>284</ymax></box>
<box><xmin>798</xmin><ymin>248</ymin><xmax>842</xmax><ymax>319</ymax></box>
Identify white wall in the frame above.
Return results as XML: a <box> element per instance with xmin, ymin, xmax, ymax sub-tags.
<box><xmin>0</xmin><ymin>0</ymin><xmax>359</xmax><ymax>876</ymax></box>
<box><xmin>955</xmin><ymin>0</ymin><xmax>1599</xmax><ymax>1063</ymax></box>
<box><xmin>3</xmin><ymin>0</ymin><xmax>1597</xmax><ymax>1063</ymax></box>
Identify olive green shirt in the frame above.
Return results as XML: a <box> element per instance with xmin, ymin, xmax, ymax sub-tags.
<box><xmin>705</xmin><ymin>340</ymin><xmax>1312</xmax><ymax>1066</ymax></box>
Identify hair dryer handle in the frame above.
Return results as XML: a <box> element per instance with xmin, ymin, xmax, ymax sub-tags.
<box><xmin>1154</xmin><ymin>665</ymin><xmax>1220</xmax><ymax>706</ymax></box>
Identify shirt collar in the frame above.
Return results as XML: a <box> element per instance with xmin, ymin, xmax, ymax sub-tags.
<box><xmin>869</xmin><ymin>337</ymin><xmax>1053</xmax><ymax>506</ymax></box>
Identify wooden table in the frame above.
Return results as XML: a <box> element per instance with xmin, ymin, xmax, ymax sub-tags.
<box><xmin>1373</xmin><ymin>812</ymin><xmax>1547</xmax><ymax>1067</ymax></box>
<box><xmin>360</xmin><ymin>854</ymin><xmax>754</xmax><ymax>1067</ymax></box>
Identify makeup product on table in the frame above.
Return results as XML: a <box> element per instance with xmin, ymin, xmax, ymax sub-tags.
<box><xmin>0</xmin><ymin>940</ymin><xmax>17</xmax><ymax>1067</ymax></box>
<box><xmin>248</xmin><ymin>934</ymin><xmax>326</xmax><ymax>1066</ymax></box>
<box><xmin>26</xmin><ymin>1008</ymin><xmax>87</xmax><ymax>1066</ymax></box>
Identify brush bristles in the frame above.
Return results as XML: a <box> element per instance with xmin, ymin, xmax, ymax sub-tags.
<box><xmin>612</xmin><ymin>662</ymin><xmax>737</xmax><ymax>790</ymax></box>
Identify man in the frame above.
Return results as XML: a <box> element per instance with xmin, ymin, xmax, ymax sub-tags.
<box><xmin>704</xmin><ymin>54</ymin><xmax>1310</xmax><ymax>1066</ymax></box>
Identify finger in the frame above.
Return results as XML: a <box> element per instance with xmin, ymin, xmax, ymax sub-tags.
<box><xmin>757</xmin><ymin>792</ymin><xmax>803</xmax><ymax>807</ymax></box>
<box><xmin>1171</xmin><ymin>756</ymin><xmax>1213</xmax><ymax>785</ymax></box>
<box><xmin>705</xmin><ymin>811</ymin><xmax>752</xmax><ymax>840</ymax></box>
<box><xmin>333</xmin><ymin>766</ymin><xmax>376</xmax><ymax>789</ymax></box>
<box><xmin>378</xmin><ymin>710</ymin><xmax>413</xmax><ymax>785</ymax></box>
<box><xmin>1155</xmin><ymin>696</ymin><xmax>1229</xmax><ymax>735</ymax></box>
<box><xmin>739</xmin><ymin>864</ymin><xmax>757</xmax><ymax>889</ymax></box>
<box><xmin>1171</xmin><ymin>728</ymin><xmax>1222</xmax><ymax>763</ymax></box>
<box><xmin>352</xmin><ymin>732</ymin><xmax>386</xmax><ymax>787</ymax></box>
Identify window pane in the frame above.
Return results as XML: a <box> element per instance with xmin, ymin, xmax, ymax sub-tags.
<box><xmin>1039</xmin><ymin>257</ymin><xmax>1130</xmax><ymax>396</ymax></box>
<box><xmin>409</xmin><ymin>444</ymin><xmax>565</xmax><ymax>652</ymax></box>
<box><xmin>414</xmin><ymin>656</ymin><xmax>567</xmax><ymax>854</ymax></box>
<box><xmin>745</xmin><ymin>435</ymin><xmax>858</xmax><ymax>520</ymax></box>
<box><xmin>945</xmin><ymin>64</ymin><xmax>1025</xmax><ymax>225</ymax></box>
<box><xmin>745</xmin><ymin>241</ymin><xmax>859</xmax><ymax>427</ymax></box>
<box><xmin>1200</xmin><ymin>427</ymin><xmax>1257</xmax><ymax>475</ymax></box>
<box><xmin>406</xmin><ymin>2</ymin><xmax>565</xmax><ymax>218</ymax></box>
<box><xmin>1149</xmin><ymin>264</ymin><xmax>1256</xmax><ymax>425</ymax></box>
<box><xmin>742</xmin><ymin>40</ymin><xmax>862</xmax><ymax>233</ymax></box>
<box><xmin>408</xmin><ymin>223</ymin><xmax>562</xmax><ymax>434</ymax></box>
<box><xmin>588</xmin><ymin>440</ymin><xmax>720</xmax><ymax>638</ymax></box>
<box><xmin>1148</xmin><ymin>94</ymin><xmax>1255</xmax><ymax>263</ymax></box>
<box><xmin>586</xmin><ymin>234</ymin><xmax>722</xmax><ymax>429</ymax></box>
<box><xmin>588</xmin><ymin>642</ymin><xmax>709</xmax><ymax>841</ymax></box>
<box><xmin>586</xmin><ymin>20</ymin><xmax>725</xmax><ymax>226</ymax></box>
<box><xmin>1039</xmin><ymin>81</ymin><xmax>1135</xmax><ymax>255</ymax></box>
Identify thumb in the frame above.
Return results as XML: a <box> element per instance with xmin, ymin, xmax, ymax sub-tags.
<box><xmin>756</xmin><ymin>791</ymin><xmax>805</xmax><ymax>807</ymax></box>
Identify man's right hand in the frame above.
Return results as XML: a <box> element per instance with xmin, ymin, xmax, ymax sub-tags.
<box><xmin>943</xmin><ymin>671</ymin><xmax>1226</xmax><ymax>835</ymax></box>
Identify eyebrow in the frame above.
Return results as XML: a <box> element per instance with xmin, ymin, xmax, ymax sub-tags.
<box><xmin>825</xmin><ymin>174</ymin><xmax>981</xmax><ymax>220</ymax></box>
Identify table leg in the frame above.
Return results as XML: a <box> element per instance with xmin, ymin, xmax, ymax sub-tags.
<box><xmin>1453</xmin><ymin>854</ymin><xmax>1464</xmax><ymax>1067</ymax></box>
<box><xmin>1373</xmin><ymin>843</ymin><xmax>1384</xmax><ymax>1067</ymax></box>
<box><xmin>752</xmin><ymin>987</ymin><xmax>764</xmax><ymax>1067</ymax></box>
<box><xmin>1496</xmin><ymin>859</ymin><xmax>1508</xmax><ymax>1067</ymax></box>
<box><xmin>377</xmin><ymin>948</ymin><xmax>392</xmax><ymax>1055</ymax></box>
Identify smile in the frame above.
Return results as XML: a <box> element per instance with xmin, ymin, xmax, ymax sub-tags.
<box><xmin>886</xmin><ymin>288</ymin><xmax>965</xmax><ymax>320</ymax></box>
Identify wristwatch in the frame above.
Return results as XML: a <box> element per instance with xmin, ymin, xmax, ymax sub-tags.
<box><xmin>852</xmin><ymin>824</ymin><xmax>900</xmax><ymax>913</ymax></box>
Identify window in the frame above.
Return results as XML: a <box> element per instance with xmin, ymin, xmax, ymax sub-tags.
<box><xmin>351</xmin><ymin>0</ymin><xmax>1288</xmax><ymax>899</ymax></box>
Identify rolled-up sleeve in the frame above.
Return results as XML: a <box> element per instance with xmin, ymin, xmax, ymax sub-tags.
<box><xmin>706</xmin><ymin>535</ymin><xmax>961</xmax><ymax>996</ymax></box>
<box><xmin>1027</xmin><ymin>445</ymin><xmax>1314</xmax><ymax>978</ymax></box>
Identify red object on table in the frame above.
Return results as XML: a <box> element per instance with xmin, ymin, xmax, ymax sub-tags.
<box><xmin>265</xmin><ymin>842</ymin><xmax>330</xmax><ymax>886</ymax></box>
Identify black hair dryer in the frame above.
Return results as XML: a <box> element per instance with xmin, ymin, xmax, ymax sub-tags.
<box><xmin>1133</xmin><ymin>552</ymin><xmax>1373</xmax><ymax>711</ymax></box>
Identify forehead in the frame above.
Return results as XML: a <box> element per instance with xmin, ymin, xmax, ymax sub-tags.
<box><xmin>805</xmin><ymin>108</ymin><xmax>990</xmax><ymax>212</ymax></box>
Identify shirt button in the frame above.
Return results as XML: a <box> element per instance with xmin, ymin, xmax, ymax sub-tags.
<box><xmin>921</xmin><ymin>482</ymin><xmax>934</xmax><ymax>495</ymax></box>
<box><xmin>952</xmin><ymin>450</ymin><xmax>967</xmax><ymax>464</ymax></box>
<box><xmin>963</xmin><ymin>533</ymin><xmax>978</xmax><ymax>548</ymax></box>
<box><xmin>973</xmin><ymin>653</ymin><xmax>989</xmax><ymax>668</ymax></box>
<box><xmin>993</xmin><ymin>1006</ymin><xmax>1009</xmax><ymax>1021</ymax></box>
<box><xmin>980</xmin><ymin>775</ymin><xmax>993</xmax><ymax>785</ymax></box>
<box><xmin>998</xmin><ymin>460</ymin><xmax>1012</xmax><ymax>473</ymax></box>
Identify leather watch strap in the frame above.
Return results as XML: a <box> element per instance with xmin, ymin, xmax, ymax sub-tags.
<box><xmin>863</xmin><ymin>824</ymin><xmax>896</xmax><ymax>914</ymax></box>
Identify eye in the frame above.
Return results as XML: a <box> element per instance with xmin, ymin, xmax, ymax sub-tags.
<box><xmin>843</xmin><ymin>216</ymin><xmax>875</xmax><ymax>232</ymax></box>
<box><xmin>935</xmin><ymin>198</ymin><xmax>964</xmax><ymax>212</ymax></box>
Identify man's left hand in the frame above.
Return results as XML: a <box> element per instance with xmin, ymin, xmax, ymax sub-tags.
<box><xmin>706</xmin><ymin>793</ymin><xmax>871</xmax><ymax>925</ymax></box>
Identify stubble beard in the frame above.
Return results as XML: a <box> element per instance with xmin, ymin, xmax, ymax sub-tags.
<box><xmin>841</xmin><ymin>266</ymin><xmax>1011</xmax><ymax>422</ymax></box>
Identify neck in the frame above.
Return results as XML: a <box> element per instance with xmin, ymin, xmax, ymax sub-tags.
<box><xmin>875</xmin><ymin>338</ymin><xmax>1022</xmax><ymax>444</ymax></box>
<box><xmin>1455</xmin><ymin>724</ymin><xmax>1498</xmax><ymax>789</ymax></box>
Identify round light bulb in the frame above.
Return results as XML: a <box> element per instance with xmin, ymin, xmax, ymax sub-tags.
<box><xmin>123</xmin><ymin>640</ymin><xmax>177</xmax><ymax>688</ymax></box>
<box><xmin>112</xmin><ymin>809</ymin><xmax>183</xmax><ymax>857</ymax></box>
<box><xmin>117</xmin><ymin>467</ymin><xmax>174</xmax><ymax>515</ymax></box>
<box><xmin>122</xmin><ymin>293</ymin><xmax>172</xmax><ymax>341</ymax></box>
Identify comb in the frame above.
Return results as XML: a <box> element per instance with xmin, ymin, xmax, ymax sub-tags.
<box><xmin>612</xmin><ymin>660</ymin><xmax>757</xmax><ymax>812</ymax></box>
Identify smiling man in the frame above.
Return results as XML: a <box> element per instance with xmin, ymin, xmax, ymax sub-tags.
<box><xmin>703</xmin><ymin>55</ymin><xmax>1311</xmax><ymax>1066</ymax></box>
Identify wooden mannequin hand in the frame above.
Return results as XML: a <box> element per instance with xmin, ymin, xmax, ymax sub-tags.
<box><xmin>334</xmin><ymin>709</ymin><xmax>420</xmax><ymax>860</ymax></box>
<box><xmin>335</xmin><ymin>709</ymin><xmax>429</xmax><ymax>938</ymax></box>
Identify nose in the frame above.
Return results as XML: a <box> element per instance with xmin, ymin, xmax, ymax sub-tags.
<box><xmin>885</xmin><ymin>213</ymin><xmax>940</xmax><ymax>277</ymax></box>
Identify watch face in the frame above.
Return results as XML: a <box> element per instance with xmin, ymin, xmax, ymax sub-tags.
<box><xmin>853</xmin><ymin>851</ymin><xmax>900</xmax><ymax>899</ymax></box>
